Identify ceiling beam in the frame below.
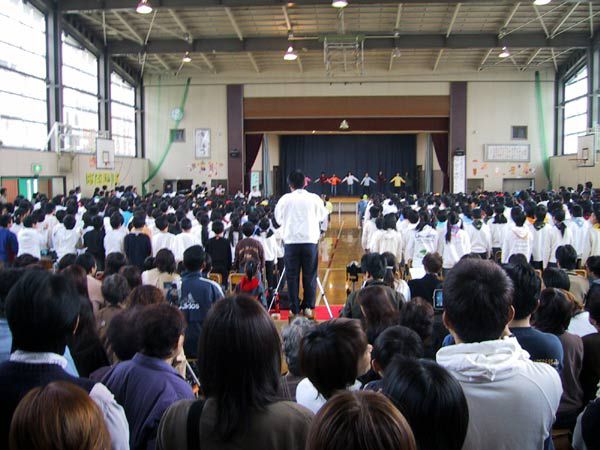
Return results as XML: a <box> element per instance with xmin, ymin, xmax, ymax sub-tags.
<box><xmin>112</xmin><ymin>10</ymin><xmax>143</xmax><ymax>44</ymax></box>
<box><xmin>446</xmin><ymin>3</ymin><xmax>462</xmax><ymax>38</ymax></box>
<box><xmin>297</xmin><ymin>55</ymin><xmax>303</xmax><ymax>73</ymax></box>
<box><xmin>500</xmin><ymin>2</ymin><xmax>520</xmax><ymax>33</ymax></box>
<box><xmin>62</xmin><ymin>0</ymin><xmax>588</xmax><ymax>12</ymax></box>
<box><xmin>522</xmin><ymin>47</ymin><xmax>542</xmax><ymax>70</ymax></box>
<box><xmin>247</xmin><ymin>52</ymin><xmax>260</xmax><ymax>72</ymax></box>
<box><xmin>282</xmin><ymin>6</ymin><xmax>293</xmax><ymax>31</ymax></box>
<box><xmin>433</xmin><ymin>49</ymin><xmax>444</xmax><ymax>71</ymax></box>
<box><xmin>533</xmin><ymin>4</ymin><xmax>551</xmax><ymax>39</ymax></box>
<box><xmin>394</xmin><ymin>4</ymin><xmax>403</xmax><ymax>31</ymax></box>
<box><xmin>106</xmin><ymin>31</ymin><xmax>590</xmax><ymax>55</ymax></box>
<box><xmin>200</xmin><ymin>52</ymin><xmax>217</xmax><ymax>73</ymax></box>
<box><xmin>477</xmin><ymin>48</ymin><xmax>493</xmax><ymax>71</ymax></box>
<box><xmin>155</xmin><ymin>55</ymin><xmax>171</xmax><ymax>71</ymax></box>
<box><xmin>224</xmin><ymin>7</ymin><xmax>244</xmax><ymax>41</ymax></box>
<box><xmin>551</xmin><ymin>2</ymin><xmax>580</xmax><ymax>38</ymax></box>
<box><xmin>550</xmin><ymin>47</ymin><xmax>558</xmax><ymax>71</ymax></box>
<box><xmin>590</xmin><ymin>3</ymin><xmax>595</xmax><ymax>37</ymax></box>
<box><xmin>168</xmin><ymin>9</ymin><xmax>192</xmax><ymax>39</ymax></box>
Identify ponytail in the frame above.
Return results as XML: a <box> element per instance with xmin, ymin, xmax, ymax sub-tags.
<box><xmin>557</xmin><ymin>222</ymin><xmax>567</xmax><ymax>237</ymax></box>
<box><xmin>245</xmin><ymin>259</ymin><xmax>256</xmax><ymax>281</ymax></box>
<box><xmin>446</xmin><ymin>212</ymin><xmax>459</xmax><ymax>243</ymax></box>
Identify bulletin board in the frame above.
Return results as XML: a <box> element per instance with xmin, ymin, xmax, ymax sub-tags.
<box><xmin>484</xmin><ymin>144</ymin><xmax>530</xmax><ymax>162</ymax></box>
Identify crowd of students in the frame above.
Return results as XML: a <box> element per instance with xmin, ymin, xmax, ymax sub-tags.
<box><xmin>1</xmin><ymin>180</ymin><xmax>600</xmax><ymax>450</ymax></box>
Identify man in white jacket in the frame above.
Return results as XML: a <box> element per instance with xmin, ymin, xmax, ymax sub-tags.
<box><xmin>437</xmin><ymin>259</ymin><xmax>562</xmax><ymax>450</ymax></box>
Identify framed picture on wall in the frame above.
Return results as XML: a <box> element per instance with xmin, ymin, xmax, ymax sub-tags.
<box><xmin>195</xmin><ymin>128</ymin><xmax>211</xmax><ymax>159</ymax></box>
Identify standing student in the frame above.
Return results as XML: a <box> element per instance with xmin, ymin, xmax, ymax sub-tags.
<box><xmin>53</xmin><ymin>215</ymin><xmax>81</xmax><ymax>261</ymax></box>
<box><xmin>233</xmin><ymin>221</ymin><xmax>265</xmax><ymax>273</ymax></box>
<box><xmin>489</xmin><ymin>204</ymin><xmax>508</xmax><ymax>260</ymax></box>
<box><xmin>548</xmin><ymin>208</ymin><xmax>574</xmax><ymax>268</ymax></box>
<box><xmin>465</xmin><ymin>208</ymin><xmax>491</xmax><ymax>259</ymax></box>
<box><xmin>501</xmin><ymin>207</ymin><xmax>533</xmax><ymax>264</ymax></box>
<box><xmin>16</xmin><ymin>215</ymin><xmax>42</xmax><ymax>259</ymax></box>
<box><xmin>342</xmin><ymin>172</ymin><xmax>359</xmax><ymax>196</ymax></box>
<box><xmin>0</xmin><ymin>215</ymin><xmax>18</xmax><ymax>267</ymax></box>
<box><xmin>377</xmin><ymin>171</ymin><xmax>386</xmax><ymax>194</ymax></box>
<box><xmin>151</xmin><ymin>215</ymin><xmax>174</xmax><ymax>257</ymax></box>
<box><xmin>83</xmin><ymin>216</ymin><xmax>105</xmax><ymax>271</ymax></box>
<box><xmin>205</xmin><ymin>220</ymin><xmax>232</xmax><ymax>288</ymax></box>
<box><xmin>390</xmin><ymin>173</ymin><xmax>406</xmax><ymax>195</ymax></box>
<box><xmin>274</xmin><ymin>170</ymin><xmax>328</xmax><ymax>319</ymax></box>
<box><xmin>582</xmin><ymin>206</ymin><xmax>600</xmax><ymax>262</ymax></box>
<box><xmin>327</xmin><ymin>174</ymin><xmax>341</xmax><ymax>197</ymax></box>
<box><xmin>124</xmin><ymin>215</ymin><xmax>152</xmax><ymax>270</ymax></box>
<box><xmin>254</xmin><ymin>217</ymin><xmax>277</xmax><ymax>289</ymax></box>
<box><xmin>172</xmin><ymin>218</ymin><xmax>200</xmax><ymax>263</ymax></box>
<box><xmin>361</xmin><ymin>173</ymin><xmax>376</xmax><ymax>196</ymax></box>
<box><xmin>438</xmin><ymin>211</ymin><xmax>471</xmax><ymax>273</ymax></box>
<box><xmin>405</xmin><ymin>210</ymin><xmax>439</xmax><ymax>269</ymax></box>
<box><xmin>103</xmin><ymin>212</ymin><xmax>127</xmax><ymax>257</ymax></box>
<box><xmin>314</xmin><ymin>172</ymin><xmax>328</xmax><ymax>196</ymax></box>
<box><xmin>530</xmin><ymin>204</ymin><xmax>552</xmax><ymax>270</ymax></box>
<box><xmin>370</xmin><ymin>214</ymin><xmax>403</xmax><ymax>264</ymax></box>
<box><xmin>568</xmin><ymin>204</ymin><xmax>590</xmax><ymax>266</ymax></box>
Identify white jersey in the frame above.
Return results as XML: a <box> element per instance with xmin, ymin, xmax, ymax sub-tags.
<box><xmin>490</xmin><ymin>221</ymin><xmax>509</xmax><ymax>249</ymax></box>
<box><xmin>361</xmin><ymin>220</ymin><xmax>378</xmax><ymax>251</ymax></box>
<box><xmin>529</xmin><ymin>222</ymin><xmax>553</xmax><ymax>267</ymax></box>
<box><xmin>151</xmin><ymin>231</ymin><xmax>175</xmax><ymax>257</ymax></box>
<box><xmin>370</xmin><ymin>229</ymin><xmax>403</xmax><ymax>263</ymax></box>
<box><xmin>172</xmin><ymin>232</ymin><xmax>201</xmax><ymax>262</ymax></box>
<box><xmin>582</xmin><ymin>225</ymin><xmax>600</xmax><ymax>262</ymax></box>
<box><xmin>568</xmin><ymin>217</ymin><xmax>591</xmax><ymax>258</ymax></box>
<box><xmin>17</xmin><ymin>228</ymin><xmax>43</xmax><ymax>258</ymax></box>
<box><xmin>465</xmin><ymin>222</ymin><xmax>492</xmax><ymax>256</ymax></box>
<box><xmin>104</xmin><ymin>227</ymin><xmax>127</xmax><ymax>256</ymax></box>
<box><xmin>501</xmin><ymin>224</ymin><xmax>533</xmax><ymax>264</ymax></box>
<box><xmin>405</xmin><ymin>225</ymin><xmax>439</xmax><ymax>268</ymax></box>
<box><xmin>53</xmin><ymin>227</ymin><xmax>81</xmax><ymax>260</ymax></box>
<box><xmin>438</xmin><ymin>228</ymin><xmax>471</xmax><ymax>269</ymax></box>
<box><xmin>548</xmin><ymin>225</ymin><xmax>574</xmax><ymax>264</ymax></box>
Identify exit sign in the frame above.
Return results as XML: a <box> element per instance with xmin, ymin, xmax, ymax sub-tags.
<box><xmin>31</xmin><ymin>163</ymin><xmax>42</xmax><ymax>175</ymax></box>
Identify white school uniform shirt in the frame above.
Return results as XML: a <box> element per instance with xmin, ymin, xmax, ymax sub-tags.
<box><xmin>274</xmin><ymin>189</ymin><xmax>329</xmax><ymax>245</ymax></box>
<box><xmin>151</xmin><ymin>231</ymin><xmax>175</xmax><ymax>257</ymax></box>
<box><xmin>582</xmin><ymin>225</ymin><xmax>600</xmax><ymax>262</ymax></box>
<box><xmin>568</xmin><ymin>217</ymin><xmax>591</xmax><ymax>259</ymax></box>
<box><xmin>172</xmin><ymin>231</ymin><xmax>201</xmax><ymax>262</ymax></box>
<box><xmin>370</xmin><ymin>229</ymin><xmax>403</xmax><ymax>263</ymax></box>
<box><xmin>548</xmin><ymin>225</ymin><xmax>574</xmax><ymax>264</ymax></box>
<box><xmin>10</xmin><ymin>223</ymin><xmax>23</xmax><ymax>236</ymax></box>
<box><xmin>17</xmin><ymin>228</ymin><xmax>43</xmax><ymax>258</ymax></box>
<box><xmin>253</xmin><ymin>233</ymin><xmax>276</xmax><ymax>262</ymax></box>
<box><xmin>529</xmin><ymin>222</ymin><xmax>553</xmax><ymax>268</ymax></box>
<box><xmin>405</xmin><ymin>225</ymin><xmax>439</xmax><ymax>268</ymax></box>
<box><xmin>272</xmin><ymin>228</ymin><xmax>285</xmax><ymax>259</ymax></box>
<box><xmin>361</xmin><ymin>219</ymin><xmax>378</xmax><ymax>251</ymax></box>
<box><xmin>104</xmin><ymin>227</ymin><xmax>127</xmax><ymax>256</ymax></box>
<box><xmin>438</xmin><ymin>228</ymin><xmax>471</xmax><ymax>269</ymax></box>
<box><xmin>53</xmin><ymin>227</ymin><xmax>81</xmax><ymax>260</ymax></box>
<box><xmin>501</xmin><ymin>224</ymin><xmax>533</xmax><ymax>264</ymax></box>
<box><xmin>489</xmin><ymin>221</ymin><xmax>508</xmax><ymax>249</ymax></box>
<box><xmin>465</xmin><ymin>222</ymin><xmax>491</xmax><ymax>256</ymax></box>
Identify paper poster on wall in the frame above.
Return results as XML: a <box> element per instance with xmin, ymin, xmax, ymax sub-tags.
<box><xmin>85</xmin><ymin>172</ymin><xmax>120</xmax><ymax>186</ymax></box>
<box><xmin>453</xmin><ymin>154</ymin><xmax>466</xmax><ymax>194</ymax></box>
<box><xmin>195</xmin><ymin>128</ymin><xmax>211</xmax><ymax>159</ymax></box>
<box><xmin>251</xmin><ymin>171</ymin><xmax>260</xmax><ymax>190</ymax></box>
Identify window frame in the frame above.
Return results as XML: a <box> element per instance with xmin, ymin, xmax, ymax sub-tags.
<box><xmin>561</xmin><ymin>64</ymin><xmax>589</xmax><ymax>156</ymax></box>
<box><xmin>110</xmin><ymin>70</ymin><xmax>137</xmax><ymax>157</ymax></box>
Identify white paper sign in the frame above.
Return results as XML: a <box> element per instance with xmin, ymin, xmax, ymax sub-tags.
<box><xmin>195</xmin><ymin>128</ymin><xmax>211</xmax><ymax>159</ymax></box>
<box><xmin>453</xmin><ymin>154</ymin><xmax>466</xmax><ymax>194</ymax></box>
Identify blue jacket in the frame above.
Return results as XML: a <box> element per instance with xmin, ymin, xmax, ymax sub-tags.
<box><xmin>101</xmin><ymin>353</ymin><xmax>194</xmax><ymax>450</ymax></box>
<box><xmin>175</xmin><ymin>272</ymin><xmax>223</xmax><ymax>358</ymax></box>
<box><xmin>0</xmin><ymin>228</ymin><xmax>18</xmax><ymax>263</ymax></box>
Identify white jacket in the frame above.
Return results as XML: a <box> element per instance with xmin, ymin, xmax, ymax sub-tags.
<box><xmin>53</xmin><ymin>227</ymin><xmax>81</xmax><ymax>260</ymax></box>
<box><xmin>151</xmin><ymin>231</ymin><xmax>175</xmax><ymax>257</ymax></box>
<box><xmin>465</xmin><ymin>222</ymin><xmax>492</xmax><ymax>256</ymax></box>
<box><xmin>405</xmin><ymin>225</ymin><xmax>439</xmax><ymax>268</ymax></box>
<box><xmin>438</xmin><ymin>228</ymin><xmax>471</xmax><ymax>269</ymax></box>
<box><xmin>529</xmin><ymin>222</ymin><xmax>553</xmax><ymax>267</ymax></box>
<box><xmin>370</xmin><ymin>229</ymin><xmax>403</xmax><ymax>263</ymax></box>
<box><xmin>489</xmin><ymin>222</ymin><xmax>508</xmax><ymax>249</ymax></box>
<box><xmin>568</xmin><ymin>218</ymin><xmax>591</xmax><ymax>259</ymax></box>
<box><xmin>104</xmin><ymin>227</ymin><xmax>127</xmax><ymax>256</ymax></box>
<box><xmin>437</xmin><ymin>337</ymin><xmax>562</xmax><ymax>450</ymax></box>
<box><xmin>172</xmin><ymin>232</ymin><xmax>201</xmax><ymax>262</ymax></box>
<box><xmin>548</xmin><ymin>225</ymin><xmax>574</xmax><ymax>264</ymax></box>
<box><xmin>501</xmin><ymin>225</ymin><xmax>533</xmax><ymax>264</ymax></box>
<box><xmin>17</xmin><ymin>228</ymin><xmax>43</xmax><ymax>258</ymax></box>
<box><xmin>253</xmin><ymin>233</ymin><xmax>277</xmax><ymax>262</ymax></box>
<box><xmin>361</xmin><ymin>220</ymin><xmax>378</xmax><ymax>251</ymax></box>
<box><xmin>582</xmin><ymin>225</ymin><xmax>600</xmax><ymax>262</ymax></box>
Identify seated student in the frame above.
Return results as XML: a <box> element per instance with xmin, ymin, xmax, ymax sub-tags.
<box><xmin>296</xmin><ymin>319</ymin><xmax>372</xmax><ymax>413</ymax></box>
<box><xmin>543</xmin><ymin>266</ymin><xmax>571</xmax><ymax>291</ymax></box>
<box><xmin>382</xmin><ymin>358</ymin><xmax>468</xmax><ymax>450</ymax></box>
<box><xmin>204</xmin><ymin>220</ymin><xmax>232</xmax><ymax>288</ymax></box>
<box><xmin>363</xmin><ymin>325</ymin><xmax>424</xmax><ymax>390</ymax></box>
<box><xmin>102</xmin><ymin>304</ymin><xmax>194</xmax><ymax>450</ymax></box>
<box><xmin>436</xmin><ymin>258</ymin><xmax>562</xmax><ymax>450</ymax></box>
<box><xmin>174</xmin><ymin>245</ymin><xmax>223</xmax><ymax>359</ymax></box>
<box><xmin>370</xmin><ymin>214</ymin><xmax>403</xmax><ymax>264</ymax></box>
<box><xmin>120</xmin><ymin>264</ymin><xmax>143</xmax><ymax>290</ymax></box>
<box><xmin>172</xmin><ymin>218</ymin><xmax>200</xmax><ymax>263</ymax></box>
<box><xmin>341</xmin><ymin>253</ymin><xmax>404</xmax><ymax>319</ymax></box>
<box><xmin>124</xmin><ymin>215</ymin><xmax>152</xmax><ymax>270</ymax></box>
<box><xmin>407</xmin><ymin>252</ymin><xmax>443</xmax><ymax>305</ymax></box>
<box><xmin>557</xmin><ymin>245</ymin><xmax>590</xmax><ymax>307</ymax></box>
<box><xmin>157</xmin><ymin>295</ymin><xmax>313</xmax><ymax>450</ymax></box>
<box><xmin>0</xmin><ymin>270</ymin><xmax>129</xmax><ymax>450</ymax></box>
<box><xmin>0</xmin><ymin>214</ymin><xmax>18</xmax><ymax>267</ymax></box>
<box><xmin>235</xmin><ymin>259</ymin><xmax>266</xmax><ymax>308</ymax></box>
<box><xmin>581</xmin><ymin>285</ymin><xmax>600</xmax><ymax>402</ymax></box>
<box><xmin>306</xmin><ymin>390</ymin><xmax>416</xmax><ymax>450</ymax></box>
<box><xmin>9</xmin><ymin>381</ymin><xmax>111</xmax><ymax>450</ymax></box>
<box><xmin>75</xmin><ymin>253</ymin><xmax>104</xmax><ymax>313</ymax></box>
<box><xmin>503</xmin><ymin>263</ymin><xmax>564</xmax><ymax>372</ymax></box>
<box><xmin>233</xmin><ymin>221</ymin><xmax>264</xmax><ymax>273</ymax></box>
<box><xmin>281</xmin><ymin>317</ymin><xmax>315</xmax><ymax>401</ymax></box>
<box><xmin>151</xmin><ymin>215</ymin><xmax>174</xmax><ymax>258</ymax></box>
<box><xmin>398</xmin><ymin>298</ymin><xmax>437</xmax><ymax>359</ymax></box>
<box><xmin>83</xmin><ymin>215</ymin><xmax>105</xmax><ymax>271</ymax></box>
<box><xmin>501</xmin><ymin>207</ymin><xmax>533</xmax><ymax>264</ymax></box>
<box><xmin>96</xmin><ymin>274</ymin><xmax>131</xmax><ymax>345</ymax></box>
<box><xmin>141</xmin><ymin>248</ymin><xmax>180</xmax><ymax>294</ymax></box>
<box><xmin>16</xmin><ymin>215</ymin><xmax>42</xmax><ymax>259</ymax></box>
<box><xmin>104</xmin><ymin>212</ymin><xmax>127</xmax><ymax>256</ymax></box>
<box><xmin>357</xmin><ymin>285</ymin><xmax>400</xmax><ymax>344</ymax></box>
<box><xmin>53</xmin><ymin>214</ymin><xmax>81</xmax><ymax>261</ymax></box>
<box><xmin>534</xmin><ymin>288</ymin><xmax>584</xmax><ymax>430</ymax></box>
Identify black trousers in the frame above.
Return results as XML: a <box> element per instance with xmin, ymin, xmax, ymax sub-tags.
<box><xmin>265</xmin><ymin>260</ymin><xmax>276</xmax><ymax>290</ymax></box>
<box><xmin>283</xmin><ymin>243</ymin><xmax>319</xmax><ymax>314</ymax></box>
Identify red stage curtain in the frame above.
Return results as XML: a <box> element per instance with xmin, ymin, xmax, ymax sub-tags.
<box><xmin>244</xmin><ymin>134</ymin><xmax>263</xmax><ymax>192</ymax></box>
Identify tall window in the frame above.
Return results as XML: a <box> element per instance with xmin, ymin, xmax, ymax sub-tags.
<box><xmin>111</xmin><ymin>72</ymin><xmax>136</xmax><ymax>157</ymax></box>
<box><xmin>0</xmin><ymin>0</ymin><xmax>47</xmax><ymax>149</ymax></box>
<box><xmin>61</xmin><ymin>32</ymin><xmax>99</xmax><ymax>152</ymax></box>
<box><xmin>563</xmin><ymin>66</ymin><xmax>588</xmax><ymax>155</ymax></box>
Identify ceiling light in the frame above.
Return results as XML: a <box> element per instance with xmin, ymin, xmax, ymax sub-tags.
<box><xmin>284</xmin><ymin>46</ymin><xmax>298</xmax><ymax>61</ymax></box>
<box><xmin>332</xmin><ymin>0</ymin><xmax>348</xmax><ymax>8</ymax></box>
<box><xmin>533</xmin><ymin>0</ymin><xmax>551</xmax><ymax>5</ymax></box>
<box><xmin>136</xmin><ymin>0</ymin><xmax>152</xmax><ymax>14</ymax></box>
<box><xmin>339</xmin><ymin>120</ymin><xmax>349</xmax><ymax>130</ymax></box>
<box><xmin>182</xmin><ymin>52</ymin><xmax>192</xmax><ymax>63</ymax></box>
<box><xmin>392</xmin><ymin>48</ymin><xmax>402</xmax><ymax>58</ymax></box>
<box><xmin>499</xmin><ymin>46</ymin><xmax>510</xmax><ymax>58</ymax></box>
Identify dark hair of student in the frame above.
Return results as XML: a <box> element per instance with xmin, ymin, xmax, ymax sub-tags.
<box><xmin>57</xmin><ymin>253</ymin><xmax>77</xmax><ymax>271</ymax></box>
<box><xmin>183</xmin><ymin>245</ymin><xmax>205</xmax><ymax>272</ymax></box>
<box><xmin>586</xmin><ymin>285</ymin><xmax>600</xmax><ymax>324</ymax></box>
<box><xmin>9</xmin><ymin>381</ymin><xmax>111</xmax><ymax>450</ymax></box>
<box><xmin>587</xmin><ymin>256</ymin><xmax>600</xmax><ymax>278</ymax></box>
<box><xmin>75</xmin><ymin>253</ymin><xmax>96</xmax><ymax>275</ymax></box>
<box><xmin>119</xmin><ymin>265</ymin><xmax>142</xmax><ymax>290</ymax></box>
<box><xmin>357</xmin><ymin>285</ymin><xmax>400</xmax><ymax>343</ymax></box>
<box><xmin>101</xmin><ymin>274</ymin><xmax>131</xmax><ymax>306</ymax></box>
<box><xmin>556</xmin><ymin>245</ymin><xmax>578</xmax><ymax>271</ymax></box>
<box><xmin>306</xmin><ymin>390</ymin><xmax>417</xmax><ymax>450</ymax></box>
<box><xmin>228</xmin><ymin>215</ymin><xmax>241</xmax><ymax>247</ymax></box>
<box><xmin>445</xmin><ymin>211</ymin><xmax>460</xmax><ymax>243</ymax></box>
<box><xmin>244</xmin><ymin>258</ymin><xmax>258</xmax><ymax>281</ymax></box>
<box><xmin>372</xmin><ymin>325</ymin><xmax>424</xmax><ymax>371</ymax></box>
<box><xmin>361</xmin><ymin>252</ymin><xmax>386</xmax><ymax>280</ymax></box>
<box><xmin>5</xmin><ymin>271</ymin><xmax>80</xmax><ymax>354</ymax></box>
<box><xmin>288</xmin><ymin>170</ymin><xmax>305</xmax><ymax>190</ymax></box>
<box><xmin>471</xmin><ymin>208</ymin><xmax>483</xmax><ymax>230</ymax></box>
<box><xmin>502</xmin><ymin>263</ymin><xmax>541</xmax><ymax>320</ymax></box>
<box><xmin>0</xmin><ymin>214</ymin><xmax>11</xmax><ymax>228</ymax></box>
<box><xmin>397</xmin><ymin>298</ymin><xmax>434</xmax><ymax>343</ymax></box>
<box><xmin>198</xmin><ymin>295</ymin><xmax>281</xmax><ymax>441</ymax></box>
<box><xmin>493</xmin><ymin>204</ymin><xmax>507</xmax><ymax>224</ymax></box>
<box><xmin>554</xmin><ymin>208</ymin><xmax>567</xmax><ymax>237</ymax></box>
<box><xmin>142</xmin><ymin>256</ymin><xmax>156</xmax><ymax>272</ymax></box>
<box><xmin>381</xmin><ymin>252</ymin><xmax>399</xmax><ymax>291</ymax></box>
<box><xmin>511</xmin><ymin>207</ymin><xmax>526</xmax><ymax>227</ymax></box>
<box><xmin>104</xmin><ymin>252</ymin><xmax>127</xmax><ymax>276</ymax></box>
<box><xmin>212</xmin><ymin>220</ymin><xmax>225</xmax><ymax>235</ymax></box>
<box><xmin>155</xmin><ymin>215</ymin><xmax>168</xmax><ymax>231</ymax></box>
<box><xmin>106</xmin><ymin>307</ymin><xmax>142</xmax><ymax>361</ymax></box>
<box><xmin>131</xmin><ymin>214</ymin><xmax>146</xmax><ymax>230</ymax></box>
<box><xmin>382</xmin><ymin>358</ymin><xmax>468</xmax><ymax>450</ymax></box>
<box><xmin>542</xmin><ymin>267</ymin><xmax>570</xmax><ymax>291</ymax></box>
<box><xmin>137</xmin><ymin>303</ymin><xmax>185</xmax><ymax>359</ymax></box>
<box><xmin>534</xmin><ymin>288</ymin><xmax>573</xmax><ymax>335</ymax></box>
<box><xmin>109</xmin><ymin>212</ymin><xmax>123</xmax><ymax>229</ymax></box>
<box><xmin>62</xmin><ymin>264</ymin><xmax>90</xmax><ymax>298</ymax></box>
<box><xmin>533</xmin><ymin>204</ymin><xmax>547</xmax><ymax>230</ymax></box>
<box><xmin>443</xmin><ymin>259</ymin><xmax>513</xmax><ymax>343</ymax></box>
<box><xmin>416</xmin><ymin>209</ymin><xmax>431</xmax><ymax>233</ymax></box>
<box><xmin>422</xmin><ymin>252</ymin><xmax>443</xmax><ymax>274</ymax></box>
<box><xmin>155</xmin><ymin>248</ymin><xmax>176</xmax><ymax>274</ymax></box>
<box><xmin>300</xmin><ymin>318</ymin><xmax>369</xmax><ymax>399</ymax></box>
<box><xmin>127</xmin><ymin>285</ymin><xmax>165</xmax><ymax>308</ymax></box>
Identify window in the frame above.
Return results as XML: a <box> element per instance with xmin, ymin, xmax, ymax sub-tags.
<box><xmin>0</xmin><ymin>0</ymin><xmax>47</xmax><ymax>149</ymax></box>
<box><xmin>170</xmin><ymin>129</ymin><xmax>186</xmax><ymax>142</ymax></box>
<box><xmin>110</xmin><ymin>72</ymin><xmax>136</xmax><ymax>156</ymax></box>
<box><xmin>563</xmin><ymin>66</ymin><xmax>588</xmax><ymax>155</ymax></box>
<box><xmin>61</xmin><ymin>32</ymin><xmax>99</xmax><ymax>152</ymax></box>
<box><xmin>511</xmin><ymin>126</ymin><xmax>528</xmax><ymax>140</ymax></box>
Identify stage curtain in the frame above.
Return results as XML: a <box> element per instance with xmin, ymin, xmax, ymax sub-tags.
<box><xmin>244</xmin><ymin>134</ymin><xmax>263</xmax><ymax>192</ymax></box>
<box><xmin>279</xmin><ymin>134</ymin><xmax>416</xmax><ymax>194</ymax></box>
<box><xmin>432</xmin><ymin>133</ymin><xmax>449</xmax><ymax>192</ymax></box>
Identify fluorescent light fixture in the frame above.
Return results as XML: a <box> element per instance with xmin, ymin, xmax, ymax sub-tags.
<box><xmin>392</xmin><ymin>48</ymin><xmax>402</xmax><ymax>58</ymax></box>
<box><xmin>136</xmin><ymin>0</ymin><xmax>152</xmax><ymax>14</ymax></box>
<box><xmin>533</xmin><ymin>0</ymin><xmax>551</xmax><ymax>5</ymax></box>
<box><xmin>283</xmin><ymin>46</ymin><xmax>298</xmax><ymax>61</ymax></box>
<box><xmin>499</xmin><ymin>46</ymin><xmax>510</xmax><ymax>58</ymax></box>
<box><xmin>182</xmin><ymin>52</ymin><xmax>192</xmax><ymax>63</ymax></box>
<box><xmin>332</xmin><ymin>0</ymin><xmax>348</xmax><ymax>8</ymax></box>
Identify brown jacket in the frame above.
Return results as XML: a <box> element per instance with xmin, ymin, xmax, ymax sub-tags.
<box><xmin>233</xmin><ymin>237</ymin><xmax>265</xmax><ymax>271</ymax></box>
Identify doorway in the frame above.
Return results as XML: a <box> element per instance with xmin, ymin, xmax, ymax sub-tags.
<box><xmin>1</xmin><ymin>177</ymin><xmax>66</xmax><ymax>201</ymax></box>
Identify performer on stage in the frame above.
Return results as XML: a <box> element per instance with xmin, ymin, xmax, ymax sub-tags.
<box><xmin>304</xmin><ymin>175</ymin><xmax>312</xmax><ymax>188</ymax></box>
<box><xmin>377</xmin><ymin>171</ymin><xmax>386</xmax><ymax>194</ymax></box>
<box><xmin>342</xmin><ymin>172</ymin><xmax>359</xmax><ymax>196</ymax></box>
<box><xmin>327</xmin><ymin>173</ymin><xmax>342</xmax><ymax>197</ymax></box>
<box><xmin>360</xmin><ymin>173</ymin><xmax>376</xmax><ymax>196</ymax></box>
<box><xmin>313</xmin><ymin>172</ymin><xmax>328</xmax><ymax>195</ymax></box>
<box><xmin>390</xmin><ymin>172</ymin><xmax>406</xmax><ymax>195</ymax></box>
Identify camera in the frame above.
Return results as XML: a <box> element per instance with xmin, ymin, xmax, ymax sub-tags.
<box><xmin>346</xmin><ymin>261</ymin><xmax>362</xmax><ymax>283</ymax></box>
